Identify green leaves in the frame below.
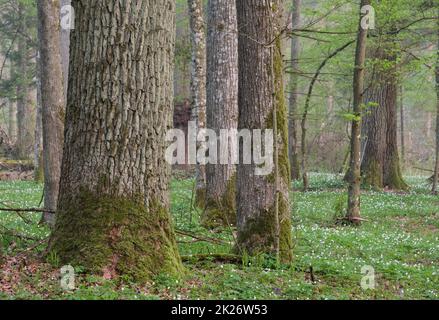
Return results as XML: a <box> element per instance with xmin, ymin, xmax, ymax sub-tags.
<box><xmin>341</xmin><ymin>112</ymin><xmax>361</xmax><ymax>122</ymax></box>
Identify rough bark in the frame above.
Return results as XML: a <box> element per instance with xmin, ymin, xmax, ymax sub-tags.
<box><xmin>188</xmin><ymin>0</ymin><xmax>207</xmax><ymax>207</ymax></box>
<box><xmin>383</xmin><ymin>76</ymin><xmax>408</xmax><ymax>190</ymax></box>
<box><xmin>203</xmin><ymin>0</ymin><xmax>238</xmax><ymax>228</ymax></box>
<box><xmin>361</xmin><ymin>46</ymin><xmax>408</xmax><ymax>190</ymax></box>
<box><xmin>48</xmin><ymin>0</ymin><xmax>182</xmax><ymax>282</ymax></box>
<box><xmin>346</xmin><ymin>0</ymin><xmax>369</xmax><ymax>224</ymax></box>
<box><xmin>236</xmin><ymin>0</ymin><xmax>293</xmax><ymax>263</ymax></box>
<box><xmin>37</xmin><ymin>0</ymin><xmax>66</xmax><ymax>225</ymax></box>
<box><xmin>288</xmin><ymin>0</ymin><xmax>301</xmax><ymax>181</ymax></box>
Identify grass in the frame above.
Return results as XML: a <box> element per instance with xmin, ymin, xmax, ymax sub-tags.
<box><xmin>0</xmin><ymin>173</ymin><xmax>438</xmax><ymax>300</ymax></box>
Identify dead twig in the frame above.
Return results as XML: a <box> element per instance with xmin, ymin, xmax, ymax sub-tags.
<box><xmin>181</xmin><ymin>253</ymin><xmax>242</xmax><ymax>264</ymax></box>
<box><xmin>175</xmin><ymin>228</ymin><xmax>227</xmax><ymax>245</ymax></box>
<box><xmin>0</xmin><ymin>207</ymin><xmax>54</xmax><ymax>214</ymax></box>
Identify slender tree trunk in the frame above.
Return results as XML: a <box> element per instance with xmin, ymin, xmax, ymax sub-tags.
<box><xmin>236</xmin><ymin>0</ymin><xmax>293</xmax><ymax>263</ymax></box>
<box><xmin>432</xmin><ymin>17</ymin><xmax>439</xmax><ymax>195</ymax></box>
<box><xmin>399</xmin><ymin>85</ymin><xmax>405</xmax><ymax>165</ymax></box>
<box><xmin>15</xmin><ymin>5</ymin><xmax>34</xmax><ymax>160</ymax></box>
<box><xmin>288</xmin><ymin>0</ymin><xmax>301</xmax><ymax>181</ymax></box>
<box><xmin>188</xmin><ymin>0</ymin><xmax>207</xmax><ymax>208</ymax></box>
<box><xmin>202</xmin><ymin>0</ymin><xmax>238</xmax><ymax>228</ymax></box>
<box><xmin>37</xmin><ymin>0</ymin><xmax>66</xmax><ymax>225</ymax></box>
<box><xmin>7</xmin><ymin>60</ymin><xmax>16</xmax><ymax>142</ymax></box>
<box><xmin>60</xmin><ymin>0</ymin><xmax>71</xmax><ymax>98</ymax></box>
<box><xmin>8</xmin><ymin>101</ymin><xmax>16</xmax><ymax>142</ymax></box>
<box><xmin>346</xmin><ymin>0</ymin><xmax>370</xmax><ymax>223</ymax></box>
<box><xmin>361</xmin><ymin>46</ymin><xmax>408</xmax><ymax>190</ymax></box>
<box><xmin>34</xmin><ymin>53</ymin><xmax>43</xmax><ymax>183</ymax></box>
<box><xmin>48</xmin><ymin>0</ymin><xmax>182</xmax><ymax>281</ymax></box>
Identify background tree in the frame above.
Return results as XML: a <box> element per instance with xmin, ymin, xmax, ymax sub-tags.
<box><xmin>48</xmin><ymin>0</ymin><xmax>183</xmax><ymax>281</ymax></box>
<box><xmin>361</xmin><ymin>44</ymin><xmax>408</xmax><ymax>190</ymax></box>
<box><xmin>203</xmin><ymin>0</ymin><xmax>238</xmax><ymax>228</ymax></box>
<box><xmin>0</xmin><ymin>0</ymin><xmax>38</xmax><ymax>160</ymax></box>
<box><xmin>236</xmin><ymin>0</ymin><xmax>293</xmax><ymax>263</ymax></box>
<box><xmin>346</xmin><ymin>0</ymin><xmax>370</xmax><ymax>224</ymax></box>
<box><xmin>60</xmin><ymin>0</ymin><xmax>71</xmax><ymax>98</ymax></box>
<box><xmin>15</xmin><ymin>1</ymin><xmax>36</xmax><ymax>160</ymax></box>
<box><xmin>288</xmin><ymin>0</ymin><xmax>302</xmax><ymax>181</ymax></box>
<box><xmin>36</xmin><ymin>0</ymin><xmax>66</xmax><ymax>224</ymax></box>
<box><xmin>188</xmin><ymin>0</ymin><xmax>207</xmax><ymax>207</ymax></box>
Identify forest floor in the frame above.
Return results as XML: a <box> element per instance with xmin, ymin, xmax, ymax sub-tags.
<box><xmin>0</xmin><ymin>173</ymin><xmax>437</xmax><ymax>300</ymax></box>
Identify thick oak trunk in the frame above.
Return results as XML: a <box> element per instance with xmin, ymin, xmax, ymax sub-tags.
<box><xmin>361</xmin><ymin>47</ymin><xmax>408</xmax><ymax>190</ymax></box>
<box><xmin>49</xmin><ymin>0</ymin><xmax>182</xmax><ymax>282</ymax></box>
<box><xmin>203</xmin><ymin>0</ymin><xmax>238</xmax><ymax>228</ymax></box>
<box><xmin>236</xmin><ymin>0</ymin><xmax>293</xmax><ymax>263</ymax></box>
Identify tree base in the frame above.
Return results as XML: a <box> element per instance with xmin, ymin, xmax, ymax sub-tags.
<box><xmin>236</xmin><ymin>195</ymin><xmax>293</xmax><ymax>264</ymax></box>
<box><xmin>201</xmin><ymin>176</ymin><xmax>236</xmax><ymax>229</ymax></box>
<box><xmin>48</xmin><ymin>190</ymin><xmax>183</xmax><ymax>283</ymax></box>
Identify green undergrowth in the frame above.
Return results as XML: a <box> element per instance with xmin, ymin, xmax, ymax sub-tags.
<box><xmin>0</xmin><ymin>173</ymin><xmax>437</xmax><ymax>300</ymax></box>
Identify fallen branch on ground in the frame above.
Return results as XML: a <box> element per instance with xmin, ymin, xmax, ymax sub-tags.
<box><xmin>414</xmin><ymin>167</ymin><xmax>434</xmax><ymax>173</ymax></box>
<box><xmin>0</xmin><ymin>207</ymin><xmax>54</xmax><ymax>214</ymax></box>
<box><xmin>181</xmin><ymin>253</ymin><xmax>242</xmax><ymax>264</ymax></box>
<box><xmin>175</xmin><ymin>229</ymin><xmax>228</xmax><ymax>245</ymax></box>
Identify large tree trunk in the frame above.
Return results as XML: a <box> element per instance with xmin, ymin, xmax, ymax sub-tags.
<box><xmin>288</xmin><ymin>0</ymin><xmax>301</xmax><ymax>181</ymax></box>
<box><xmin>383</xmin><ymin>77</ymin><xmax>408</xmax><ymax>190</ymax></box>
<box><xmin>361</xmin><ymin>46</ymin><xmax>408</xmax><ymax>190</ymax></box>
<box><xmin>188</xmin><ymin>0</ymin><xmax>207</xmax><ymax>208</ymax></box>
<box><xmin>203</xmin><ymin>0</ymin><xmax>238</xmax><ymax>228</ymax></box>
<box><xmin>37</xmin><ymin>0</ymin><xmax>66</xmax><ymax>225</ymax></box>
<box><xmin>346</xmin><ymin>0</ymin><xmax>370</xmax><ymax>224</ymax></box>
<box><xmin>48</xmin><ymin>0</ymin><xmax>182</xmax><ymax>282</ymax></box>
<box><xmin>15</xmin><ymin>6</ymin><xmax>34</xmax><ymax>160</ymax></box>
<box><xmin>236</xmin><ymin>0</ymin><xmax>293</xmax><ymax>263</ymax></box>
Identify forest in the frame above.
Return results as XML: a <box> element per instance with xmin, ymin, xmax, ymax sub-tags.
<box><xmin>0</xmin><ymin>0</ymin><xmax>438</xmax><ymax>301</ymax></box>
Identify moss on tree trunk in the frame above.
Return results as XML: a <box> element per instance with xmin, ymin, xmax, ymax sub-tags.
<box><xmin>49</xmin><ymin>191</ymin><xmax>182</xmax><ymax>282</ymax></box>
